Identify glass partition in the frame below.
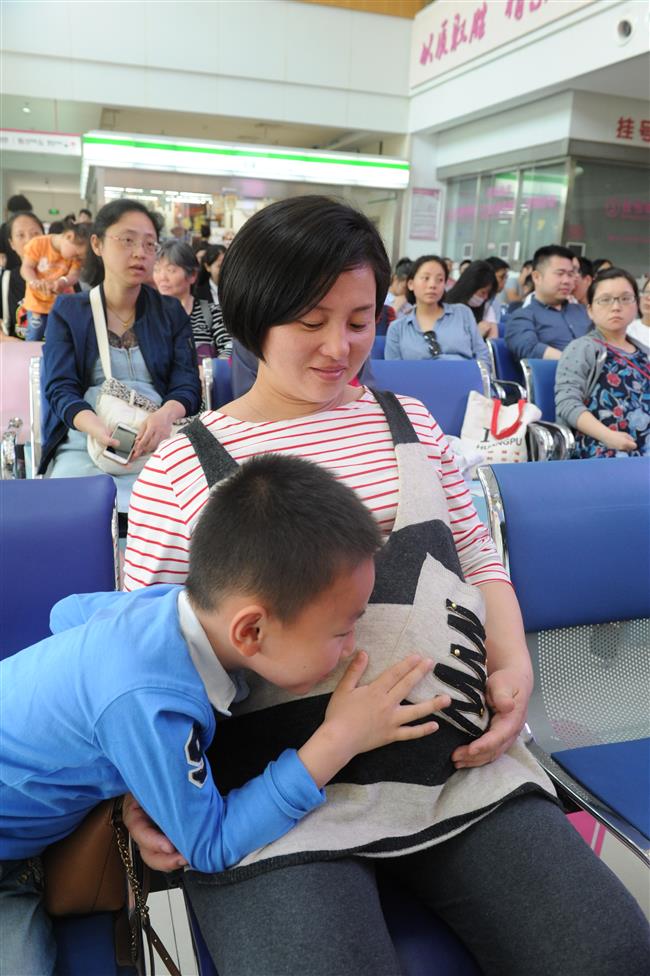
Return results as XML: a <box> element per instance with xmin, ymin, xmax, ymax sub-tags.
<box><xmin>443</xmin><ymin>177</ymin><xmax>478</xmax><ymax>262</ymax></box>
<box><xmin>565</xmin><ymin>160</ymin><xmax>650</xmax><ymax>278</ymax></box>
<box><xmin>515</xmin><ymin>163</ymin><xmax>568</xmax><ymax>263</ymax></box>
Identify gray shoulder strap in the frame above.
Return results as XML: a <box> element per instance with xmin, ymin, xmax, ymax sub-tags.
<box><xmin>182</xmin><ymin>419</ymin><xmax>238</xmax><ymax>488</ymax></box>
<box><xmin>369</xmin><ymin>388</ymin><xmax>420</xmax><ymax>446</ymax></box>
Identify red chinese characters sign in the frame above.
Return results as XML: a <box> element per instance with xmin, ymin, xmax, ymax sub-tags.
<box><xmin>411</xmin><ymin>0</ymin><xmax>596</xmax><ymax>89</ymax></box>
<box><xmin>615</xmin><ymin>118</ymin><xmax>650</xmax><ymax>143</ymax></box>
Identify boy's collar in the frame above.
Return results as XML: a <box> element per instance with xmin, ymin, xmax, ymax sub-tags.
<box><xmin>177</xmin><ymin>589</ymin><xmax>248</xmax><ymax>715</ymax></box>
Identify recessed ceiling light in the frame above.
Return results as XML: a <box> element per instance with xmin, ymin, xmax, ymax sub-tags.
<box><xmin>22</xmin><ymin>102</ymin><xmax>31</xmax><ymax>114</ymax></box>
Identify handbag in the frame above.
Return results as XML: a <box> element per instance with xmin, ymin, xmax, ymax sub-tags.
<box><xmin>43</xmin><ymin>798</ymin><xmax>125</xmax><ymax>915</ymax></box>
<box><xmin>460</xmin><ymin>390</ymin><xmax>541</xmax><ymax>474</ymax></box>
<box><xmin>43</xmin><ymin>797</ymin><xmax>181</xmax><ymax>976</ymax></box>
<box><xmin>87</xmin><ymin>286</ymin><xmax>157</xmax><ymax>476</ymax></box>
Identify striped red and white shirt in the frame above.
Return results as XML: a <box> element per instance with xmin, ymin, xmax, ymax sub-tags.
<box><xmin>124</xmin><ymin>390</ymin><xmax>509</xmax><ymax>591</ymax></box>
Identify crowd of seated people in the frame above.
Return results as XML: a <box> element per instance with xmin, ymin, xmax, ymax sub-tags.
<box><xmin>1</xmin><ymin>192</ymin><xmax>649</xmax><ymax>976</ymax></box>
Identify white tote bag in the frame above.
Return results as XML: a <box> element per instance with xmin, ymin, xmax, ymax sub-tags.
<box><xmin>460</xmin><ymin>391</ymin><xmax>541</xmax><ymax>474</ymax></box>
<box><xmin>86</xmin><ymin>287</ymin><xmax>156</xmax><ymax>476</ymax></box>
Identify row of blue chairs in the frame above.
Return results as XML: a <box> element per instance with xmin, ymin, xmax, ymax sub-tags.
<box><xmin>202</xmin><ymin>356</ymin><xmax>568</xmax><ymax>460</ymax></box>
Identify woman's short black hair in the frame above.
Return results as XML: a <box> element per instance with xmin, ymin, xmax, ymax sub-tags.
<box><xmin>197</xmin><ymin>244</ymin><xmax>227</xmax><ymax>287</ymax></box>
<box><xmin>586</xmin><ymin>267</ymin><xmax>639</xmax><ymax>307</ymax></box>
<box><xmin>186</xmin><ymin>453</ymin><xmax>382</xmax><ymax>621</ymax></box>
<box><xmin>219</xmin><ymin>195</ymin><xmax>391</xmax><ymax>360</ymax></box>
<box><xmin>445</xmin><ymin>260</ymin><xmax>498</xmax><ymax>321</ymax></box>
<box><xmin>84</xmin><ymin>198</ymin><xmax>163</xmax><ymax>287</ymax></box>
<box><xmin>7</xmin><ymin>211</ymin><xmax>44</xmax><ymax>240</ymax></box>
<box><xmin>7</xmin><ymin>194</ymin><xmax>32</xmax><ymax>214</ymax></box>
<box><xmin>405</xmin><ymin>255</ymin><xmax>448</xmax><ymax>306</ymax></box>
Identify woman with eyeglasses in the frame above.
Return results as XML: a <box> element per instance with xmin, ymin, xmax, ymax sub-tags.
<box><xmin>555</xmin><ymin>268</ymin><xmax>649</xmax><ymax>458</ymax></box>
<box><xmin>39</xmin><ymin>199</ymin><xmax>201</xmax><ymax>520</ymax></box>
<box><xmin>384</xmin><ymin>254</ymin><xmax>490</xmax><ymax>368</ymax></box>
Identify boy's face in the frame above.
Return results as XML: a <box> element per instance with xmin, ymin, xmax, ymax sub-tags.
<box><xmin>255</xmin><ymin>557</ymin><xmax>375</xmax><ymax>695</ymax></box>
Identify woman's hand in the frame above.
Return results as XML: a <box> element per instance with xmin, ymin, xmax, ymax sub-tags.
<box><xmin>72</xmin><ymin>409</ymin><xmax>119</xmax><ymax>448</ymax></box>
<box><xmin>131</xmin><ymin>400</ymin><xmax>186</xmax><ymax>460</ymax></box>
<box><xmin>122</xmin><ymin>794</ymin><xmax>188</xmax><ymax>871</ymax></box>
<box><xmin>451</xmin><ymin>667</ymin><xmax>531</xmax><ymax>769</ymax></box>
<box><xmin>131</xmin><ymin>408</ymin><xmax>174</xmax><ymax>460</ymax></box>
<box><xmin>604</xmin><ymin>430</ymin><xmax>638</xmax><ymax>453</ymax></box>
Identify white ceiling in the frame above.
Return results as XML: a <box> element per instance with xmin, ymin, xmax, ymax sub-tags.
<box><xmin>1</xmin><ymin>95</ymin><xmax>357</xmax><ymax>150</ymax></box>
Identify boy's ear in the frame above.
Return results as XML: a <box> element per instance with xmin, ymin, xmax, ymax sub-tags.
<box><xmin>229</xmin><ymin>606</ymin><xmax>267</xmax><ymax>659</ymax></box>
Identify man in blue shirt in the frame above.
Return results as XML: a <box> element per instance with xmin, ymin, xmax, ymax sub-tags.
<box><xmin>0</xmin><ymin>454</ymin><xmax>446</xmax><ymax>976</ymax></box>
<box><xmin>505</xmin><ymin>245</ymin><xmax>590</xmax><ymax>361</ymax></box>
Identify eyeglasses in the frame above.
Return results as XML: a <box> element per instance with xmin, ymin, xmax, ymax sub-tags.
<box><xmin>422</xmin><ymin>331</ymin><xmax>441</xmax><ymax>357</ymax></box>
<box><xmin>105</xmin><ymin>234</ymin><xmax>160</xmax><ymax>256</ymax></box>
<box><xmin>593</xmin><ymin>295</ymin><xmax>637</xmax><ymax>307</ymax></box>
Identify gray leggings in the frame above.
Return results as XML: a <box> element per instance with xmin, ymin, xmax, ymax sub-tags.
<box><xmin>184</xmin><ymin>794</ymin><xmax>650</xmax><ymax>976</ymax></box>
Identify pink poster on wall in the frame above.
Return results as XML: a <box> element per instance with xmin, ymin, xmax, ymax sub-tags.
<box><xmin>409</xmin><ymin>187</ymin><xmax>441</xmax><ymax>240</ymax></box>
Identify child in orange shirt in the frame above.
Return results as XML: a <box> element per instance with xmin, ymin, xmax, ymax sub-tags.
<box><xmin>21</xmin><ymin>223</ymin><xmax>91</xmax><ymax>340</ymax></box>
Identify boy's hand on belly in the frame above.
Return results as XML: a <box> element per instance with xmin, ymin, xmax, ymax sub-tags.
<box><xmin>122</xmin><ymin>793</ymin><xmax>188</xmax><ymax>872</ymax></box>
<box><xmin>451</xmin><ymin>667</ymin><xmax>531</xmax><ymax>768</ymax></box>
<box><xmin>300</xmin><ymin>653</ymin><xmax>452</xmax><ymax>789</ymax></box>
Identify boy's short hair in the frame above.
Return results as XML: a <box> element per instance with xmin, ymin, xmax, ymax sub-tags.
<box><xmin>186</xmin><ymin>454</ymin><xmax>382</xmax><ymax>621</ymax></box>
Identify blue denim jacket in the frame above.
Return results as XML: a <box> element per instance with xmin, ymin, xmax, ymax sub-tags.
<box><xmin>385</xmin><ymin>304</ymin><xmax>490</xmax><ymax>368</ymax></box>
<box><xmin>39</xmin><ymin>285</ymin><xmax>201</xmax><ymax>473</ymax></box>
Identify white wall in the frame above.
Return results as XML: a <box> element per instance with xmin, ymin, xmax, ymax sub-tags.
<box><xmin>2</xmin><ymin>0</ymin><xmax>410</xmax><ymax>134</ymax></box>
<box><xmin>435</xmin><ymin>93</ymin><xmax>574</xmax><ymax>171</ymax></box>
<box><xmin>409</xmin><ymin>0</ymin><xmax>650</xmax><ymax>134</ymax></box>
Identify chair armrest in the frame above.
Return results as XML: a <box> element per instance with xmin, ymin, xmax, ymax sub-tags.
<box><xmin>29</xmin><ymin>357</ymin><xmax>42</xmax><ymax>477</ymax></box>
<box><xmin>1</xmin><ymin>419</ymin><xmax>26</xmax><ymax>479</ymax></box>
<box><xmin>492</xmin><ymin>379</ymin><xmax>527</xmax><ymax>404</ymax></box>
<box><xmin>202</xmin><ymin>358</ymin><xmax>214</xmax><ymax>412</ymax></box>
<box><xmin>526</xmin><ymin>422</ymin><xmax>557</xmax><ymax>461</ymax></box>
<box><xmin>533</xmin><ymin>421</ymin><xmax>574</xmax><ymax>460</ymax></box>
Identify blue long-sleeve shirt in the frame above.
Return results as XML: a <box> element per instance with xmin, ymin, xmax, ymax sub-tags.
<box><xmin>0</xmin><ymin>586</ymin><xmax>324</xmax><ymax>870</ymax></box>
<box><xmin>505</xmin><ymin>295</ymin><xmax>590</xmax><ymax>361</ymax></box>
<box><xmin>385</xmin><ymin>305</ymin><xmax>490</xmax><ymax>369</ymax></box>
<box><xmin>39</xmin><ymin>285</ymin><xmax>201</xmax><ymax>473</ymax></box>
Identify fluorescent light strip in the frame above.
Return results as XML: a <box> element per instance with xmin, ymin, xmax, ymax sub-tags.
<box><xmin>81</xmin><ymin>132</ymin><xmax>409</xmax><ymax>193</ymax></box>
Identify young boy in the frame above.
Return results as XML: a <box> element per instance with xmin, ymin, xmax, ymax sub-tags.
<box><xmin>0</xmin><ymin>454</ymin><xmax>448</xmax><ymax>975</ymax></box>
<box><xmin>20</xmin><ymin>221</ymin><xmax>90</xmax><ymax>340</ymax></box>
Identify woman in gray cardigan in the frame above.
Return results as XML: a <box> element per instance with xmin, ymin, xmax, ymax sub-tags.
<box><xmin>555</xmin><ymin>268</ymin><xmax>649</xmax><ymax>458</ymax></box>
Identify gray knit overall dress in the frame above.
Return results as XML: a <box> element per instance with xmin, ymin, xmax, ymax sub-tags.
<box><xmin>183</xmin><ymin>390</ymin><xmax>554</xmax><ymax>884</ymax></box>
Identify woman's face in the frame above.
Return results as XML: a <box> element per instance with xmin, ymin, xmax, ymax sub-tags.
<box><xmin>588</xmin><ymin>277</ymin><xmax>638</xmax><ymax>332</ymax></box>
<box><xmin>207</xmin><ymin>252</ymin><xmax>224</xmax><ymax>285</ymax></box>
<box><xmin>9</xmin><ymin>214</ymin><xmax>42</xmax><ymax>258</ymax></box>
<box><xmin>407</xmin><ymin>260</ymin><xmax>447</xmax><ymax>306</ymax></box>
<box><xmin>259</xmin><ymin>265</ymin><xmax>376</xmax><ymax>409</ymax></box>
<box><xmin>92</xmin><ymin>211</ymin><xmax>158</xmax><ymax>288</ymax></box>
<box><xmin>470</xmin><ymin>285</ymin><xmax>492</xmax><ymax>305</ymax></box>
<box><xmin>153</xmin><ymin>257</ymin><xmax>195</xmax><ymax>299</ymax></box>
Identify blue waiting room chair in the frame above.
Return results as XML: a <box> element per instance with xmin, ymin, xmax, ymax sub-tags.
<box><xmin>203</xmin><ymin>357</ymin><xmax>234</xmax><ymax>411</ymax></box>
<box><xmin>371</xmin><ymin>334</ymin><xmax>387</xmax><ymax>359</ymax></box>
<box><xmin>370</xmin><ymin>359</ymin><xmax>490</xmax><ymax>438</ymax></box>
<box><xmin>478</xmin><ymin>458</ymin><xmax>650</xmax><ymax>863</ymax></box>
<box><xmin>0</xmin><ymin>476</ymin><xmax>135</xmax><ymax>975</ymax></box>
<box><xmin>487</xmin><ymin>337</ymin><xmax>524</xmax><ymax>386</ymax></box>
<box><xmin>521</xmin><ymin>357</ymin><xmax>575</xmax><ymax>457</ymax></box>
